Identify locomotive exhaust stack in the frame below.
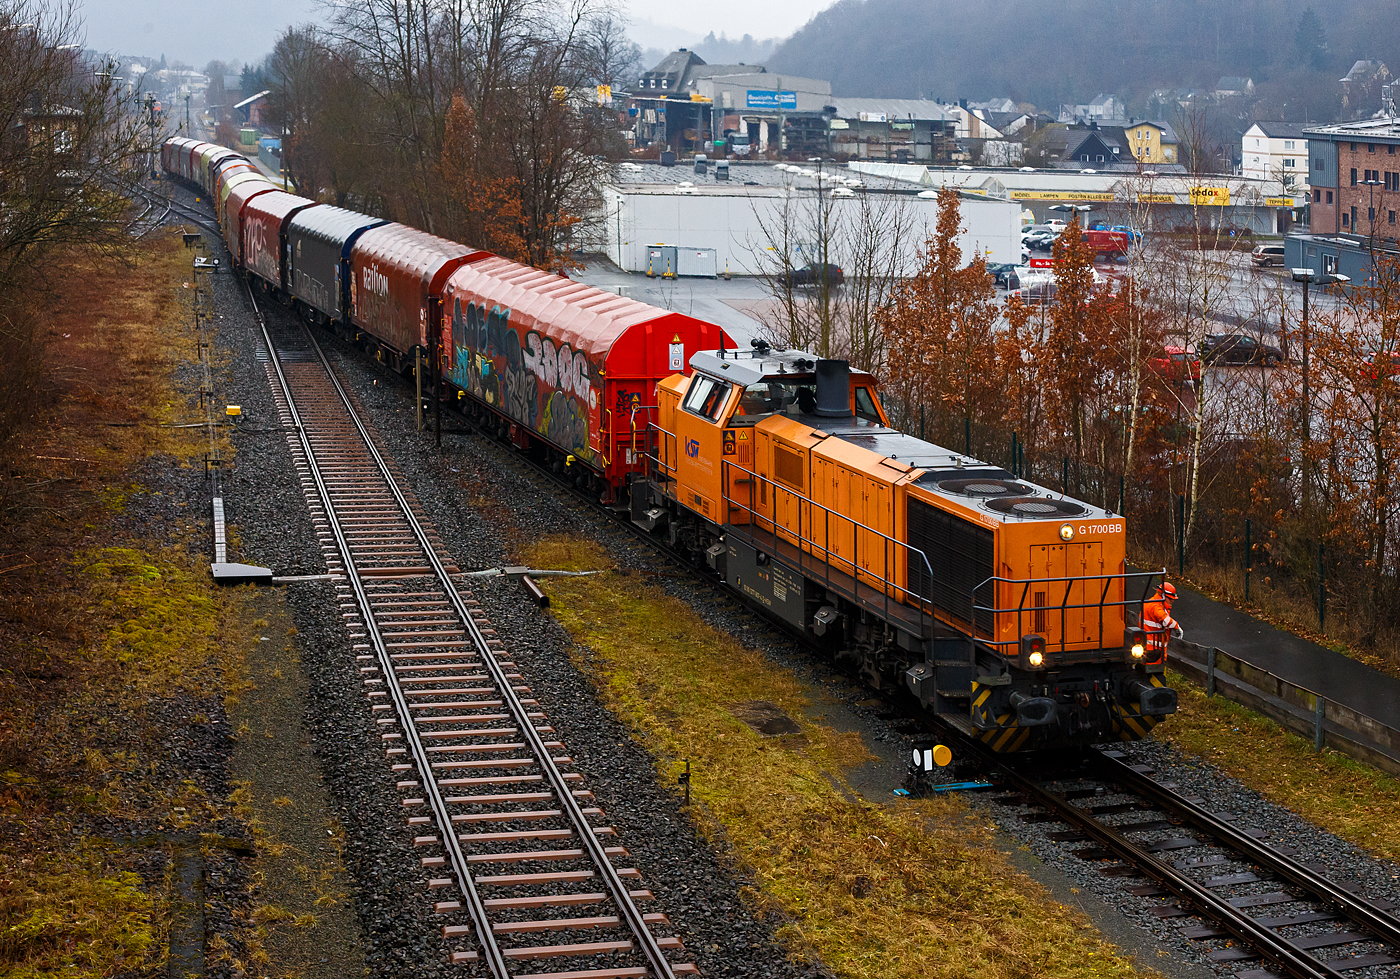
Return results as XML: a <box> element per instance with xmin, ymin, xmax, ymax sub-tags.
<box><xmin>814</xmin><ymin>359</ymin><xmax>853</xmax><ymax>417</ymax></box>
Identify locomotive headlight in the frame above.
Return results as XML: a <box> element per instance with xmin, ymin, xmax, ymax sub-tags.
<box><xmin>1059</xmin><ymin>523</ymin><xmax>1075</xmax><ymax>541</ymax></box>
<box><xmin>1131</xmin><ymin>642</ymin><xmax>1145</xmax><ymax>659</ymax></box>
<box><xmin>1019</xmin><ymin>634</ymin><xmax>1047</xmax><ymax>671</ymax></box>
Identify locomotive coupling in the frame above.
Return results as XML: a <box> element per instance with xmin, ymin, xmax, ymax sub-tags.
<box><xmin>1122</xmin><ymin>677</ymin><xmax>1179</xmax><ymax>716</ymax></box>
<box><xmin>1008</xmin><ymin>690</ymin><xmax>1057</xmax><ymax>727</ymax></box>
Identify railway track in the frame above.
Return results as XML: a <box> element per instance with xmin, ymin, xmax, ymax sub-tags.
<box><xmin>249</xmin><ymin>290</ymin><xmax>695</xmax><ymax>977</ymax></box>
<box><xmin>986</xmin><ymin>746</ymin><xmax>1400</xmax><ymax>979</ymax></box>
<box><xmin>130</xmin><ymin>181</ymin><xmax>221</xmax><ymax>237</ymax></box>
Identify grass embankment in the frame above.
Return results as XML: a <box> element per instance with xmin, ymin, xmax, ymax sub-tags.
<box><xmin>524</xmin><ymin>536</ymin><xmax>1149</xmax><ymax>979</ymax></box>
<box><xmin>1155</xmin><ymin>672</ymin><xmax>1400</xmax><ymax>862</ymax></box>
<box><xmin>0</xmin><ymin>234</ymin><xmax>317</xmax><ymax>976</ymax></box>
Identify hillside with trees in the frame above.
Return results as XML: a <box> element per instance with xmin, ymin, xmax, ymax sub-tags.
<box><xmin>769</xmin><ymin>0</ymin><xmax>1398</xmax><ymax>122</ymax></box>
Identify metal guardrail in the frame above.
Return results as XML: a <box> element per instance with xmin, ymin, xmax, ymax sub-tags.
<box><xmin>1168</xmin><ymin>639</ymin><xmax>1400</xmax><ymax>778</ymax></box>
<box><xmin>719</xmin><ymin>458</ymin><xmax>938</xmax><ymax>635</ymax></box>
<box><xmin>971</xmin><ymin>570</ymin><xmax>1165</xmax><ymax>653</ymax></box>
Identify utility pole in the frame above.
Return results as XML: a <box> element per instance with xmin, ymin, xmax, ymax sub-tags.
<box><xmin>1290</xmin><ymin>266</ymin><xmax>1350</xmax><ymax>514</ymax></box>
<box><xmin>143</xmin><ymin>94</ymin><xmax>160</xmax><ymax>179</ymax></box>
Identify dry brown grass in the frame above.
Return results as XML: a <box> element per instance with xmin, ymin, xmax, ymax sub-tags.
<box><xmin>525</xmin><ymin>536</ymin><xmax>1154</xmax><ymax>979</ymax></box>
<box><xmin>0</xmin><ymin>232</ymin><xmax>263</xmax><ymax>978</ymax></box>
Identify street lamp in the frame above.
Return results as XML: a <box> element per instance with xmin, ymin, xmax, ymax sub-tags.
<box><xmin>1291</xmin><ymin>266</ymin><xmax>1351</xmax><ymax>509</ymax></box>
<box><xmin>1363</xmin><ymin>177</ymin><xmax>1383</xmax><ymax>232</ymax></box>
<box><xmin>1048</xmin><ymin>202</ymin><xmax>1095</xmax><ymax>239</ymax></box>
<box><xmin>1363</xmin><ymin>176</ymin><xmax>1383</xmax><ymax>291</ymax></box>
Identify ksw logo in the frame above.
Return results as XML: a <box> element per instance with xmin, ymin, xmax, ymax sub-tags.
<box><xmin>684</xmin><ymin>438</ymin><xmax>700</xmax><ymax>458</ymax></box>
<box><xmin>364</xmin><ymin>267</ymin><xmax>390</xmax><ymax>296</ymax></box>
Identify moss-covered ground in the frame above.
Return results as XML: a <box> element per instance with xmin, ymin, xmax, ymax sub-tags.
<box><xmin>0</xmin><ymin>235</ymin><xmax>360</xmax><ymax>976</ymax></box>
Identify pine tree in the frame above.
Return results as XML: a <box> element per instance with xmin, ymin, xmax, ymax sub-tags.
<box><xmin>1293</xmin><ymin>8</ymin><xmax>1328</xmax><ymax>71</ymax></box>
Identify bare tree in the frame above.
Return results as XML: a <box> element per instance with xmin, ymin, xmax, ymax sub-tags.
<box><xmin>747</xmin><ymin>174</ymin><xmax>914</xmax><ymax>368</ymax></box>
<box><xmin>578</xmin><ymin>8</ymin><xmax>642</xmax><ymax>91</ymax></box>
<box><xmin>0</xmin><ymin>0</ymin><xmax>148</xmax><ymax>450</ymax></box>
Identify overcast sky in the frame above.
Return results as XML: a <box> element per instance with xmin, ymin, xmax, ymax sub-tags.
<box><xmin>73</xmin><ymin>0</ymin><xmax>816</xmax><ymax>70</ymax></box>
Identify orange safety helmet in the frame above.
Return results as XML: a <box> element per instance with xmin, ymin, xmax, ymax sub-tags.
<box><xmin>1154</xmin><ymin>582</ymin><xmax>1178</xmax><ymax>602</ymax></box>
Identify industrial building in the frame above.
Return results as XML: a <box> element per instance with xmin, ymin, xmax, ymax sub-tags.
<box><xmin>598</xmin><ymin>161</ymin><xmax>1021</xmax><ymax>276</ymax></box>
<box><xmin>848</xmin><ymin>162</ymin><xmax>1304</xmax><ymax>234</ymax></box>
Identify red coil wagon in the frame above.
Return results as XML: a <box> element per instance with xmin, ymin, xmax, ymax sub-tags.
<box><xmin>440</xmin><ymin>256</ymin><xmax>731</xmax><ymax>497</ymax></box>
<box><xmin>348</xmin><ymin>224</ymin><xmax>488</xmax><ymax>372</ymax></box>
<box><xmin>239</xmin><ymin>191</ymin><xmax>319</xmax><ymax>292</ymax></box>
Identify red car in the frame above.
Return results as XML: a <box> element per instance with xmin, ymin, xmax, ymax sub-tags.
<box><xmin>1149</xmin><ymin>345</ymin><xmax>1202</xmax><ymax>382</ymax></box>
<box><xmin>1364</xmin><ymin>350</ymin><xmax>1400</xmax><ymax>380</ymax></box>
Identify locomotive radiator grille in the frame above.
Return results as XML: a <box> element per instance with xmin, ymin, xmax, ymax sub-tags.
<box><xmin>906</xmin><ymin>497</ymin><xmax>994</xmax><ymax>633</ymax></box>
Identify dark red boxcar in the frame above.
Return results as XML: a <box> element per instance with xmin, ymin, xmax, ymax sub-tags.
<box><xmin>241</xmin><ymin>191</ymin><xmax>319</xmax><ymax>291</ymax></box>
<box><xmin>222</xmin><ymin>176</ymin><xmax>278</xmax><ymax>261</ymax></box>
<box><xmin>349</xmin><ymin>224</ymin><xmax>487</xmax><ymax>358</ymax></box>
<box><xmin>441</xmin><ymin>256</ymin><xmax>731</xmax><ymax>493</ymax></box>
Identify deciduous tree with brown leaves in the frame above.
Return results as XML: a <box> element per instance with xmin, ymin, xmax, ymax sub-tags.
<box><xmin>880</xmin><ymin>188</ymin><xmax>998</xmax><ymax>441</ymax></box>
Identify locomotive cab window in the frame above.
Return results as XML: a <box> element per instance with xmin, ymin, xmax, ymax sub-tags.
<box><xmin>731</xmin><ymin>378</ymin><xmax>816</xmax><ymax>424</ymax></box>
<box><xmin>683</xmin><ymin>374</ymin><xmax>731</xmax><ymax>420</ymax></box>
<box><xmin>854</xmin><ymin>387</ymin><xmax>881</xmax><ymax>423</ymax></box>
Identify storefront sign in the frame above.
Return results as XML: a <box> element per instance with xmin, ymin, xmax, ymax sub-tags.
<box><xmin>1009</xmin><ymin>191</ymin><xmax>1118</xmax><ymax>201</ymax></box>
<box><xmin>747</xmin><ymin>90</ymin><xmax>797</xmax><ymax>110</ymax></box>
<box><xmin>1189</xmin><ymin>186</ymin><xmax>1231</xmax><ymax>206</ymax></box>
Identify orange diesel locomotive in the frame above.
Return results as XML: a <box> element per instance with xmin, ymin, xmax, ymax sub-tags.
<box><xmin>631</xmin><ymin>343</ymin><xmax>1177</xmax><ymax>752</ymax></box>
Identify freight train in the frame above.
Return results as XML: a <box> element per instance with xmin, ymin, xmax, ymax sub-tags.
<box><xmin>163</xmin><ymin>136</ymin><xmax>1178</xmax><ymax>753</ymax></box>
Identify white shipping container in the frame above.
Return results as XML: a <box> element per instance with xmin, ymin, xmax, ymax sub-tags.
<box><xmin>676</xmin><ymin>247</ymin><xmax>717</xmax><ymax>278</ymax></box>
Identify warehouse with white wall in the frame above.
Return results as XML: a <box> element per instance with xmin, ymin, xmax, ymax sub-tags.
<box><xmin>599</xmin><ymin>163</ymin><xmax>1022</xmax><ymax>276</ymax></box>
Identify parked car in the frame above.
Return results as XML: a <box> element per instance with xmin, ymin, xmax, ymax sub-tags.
<box><xmin>1149</xmin><ymin>345</ymin><xmax>1202</xmax><ymax>382</ymax></box>
<box><xmin>779</xmin><ymin>262</ymin><xmax>844</xmax><ymax>287</ymax></box>
<box><xmin>1110</xmin><ymin>225</ymin><xmax>1142</xmax><ymax>243</ymax></box>
<box><xmin>988</xmin><ymin>262</ymin><xmax>1020</xmax><ymax>287</ymax></box>
<box><xmin>1199</xmin><ymin>333</ymin><xmax>1285</xmax><ymax>365</ymax></box>
<box><xmin>1363</xmin><ymin>350</ymin><xmax>1400</xmax><ymax>379</ymax></box>
<box><xmin>1023</xmin><ymin>228</ymin><xmax>1060</xmax><ymax>250</ymax></box>
<box><xmin>1251</xmin><ymin>244</ymin><xmax>1285</xmax><ymax>268</ymax></box>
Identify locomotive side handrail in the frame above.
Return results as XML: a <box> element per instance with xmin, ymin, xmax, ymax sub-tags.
<box><xmin>719</xmin><ymin>458</ymin><xmax>938</xmax><ymax>639</ymax></box>
<box><xmin>970</xmin><ymin>569</ymin><xmax>1165</xmax><ymax>654</ymax></box>
<box><xmin>645</xmin><ymin>418</ymin><xmax>678</xmax><ymax>486</ymax></box>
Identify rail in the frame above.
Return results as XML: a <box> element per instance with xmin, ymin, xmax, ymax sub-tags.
<box><xmin>970</xmin><ymin>570</ymin><xmax>1166</xmax><ymax>654</ymax></box>
<box><xmin>253</xmin><ymin>297</ymin><xmax>677</xmax><ymax>977</ymax></box>
<box><xmin>981</xmin><ymin>742</ymin><xmax>1400</xmax><ymax>979</ymax></box>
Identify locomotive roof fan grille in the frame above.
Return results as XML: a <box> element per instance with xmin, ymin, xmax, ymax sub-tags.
<box><xmin>985</xmin><ymin>497</ymin><xmax>1088</xmax><ymax>517</ymax></box>
<box><xmin>938</xmin><ymin>478</ymin><xmax>1035</xmax><ymax>498</ymax></box>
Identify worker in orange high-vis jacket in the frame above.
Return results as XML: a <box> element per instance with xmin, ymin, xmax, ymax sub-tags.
<box><xmin>1141</xmin><ymin>582</ymin><xmax>1183</xmax><ymax>666</ymax></box>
